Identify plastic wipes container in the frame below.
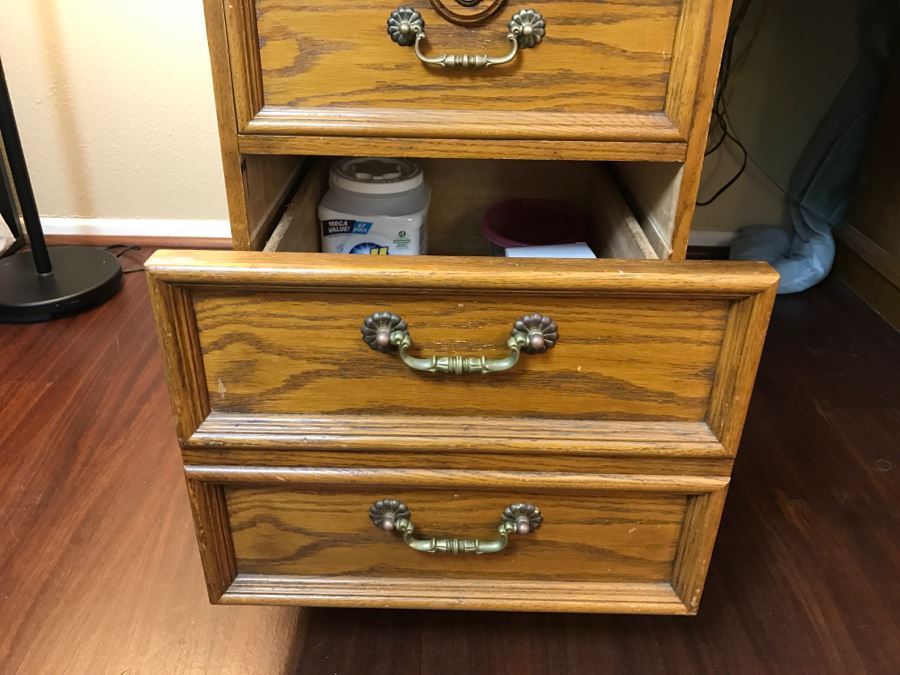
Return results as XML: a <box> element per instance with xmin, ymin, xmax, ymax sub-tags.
<box><xmin>318</xmin><ymin>157</ymin><xmax>431</xmax><ymax>255</ymax></box>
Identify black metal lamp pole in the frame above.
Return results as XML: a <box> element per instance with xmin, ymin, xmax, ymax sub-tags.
<box><xmin>0</xmin><ymin>58</ymin><xmax>52</xmax><ymax>273</ymax></box>
<box><xmin>0</xmin><ymin>55</ymin><xmax>122</xmax><ymax>323</ymax></box>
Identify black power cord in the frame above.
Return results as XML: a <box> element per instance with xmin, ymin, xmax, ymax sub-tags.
<box><xmin>697</xmin><ymin>0</ymin><xmax>754</xmax><ymax>206</ymax></box>
<box><xmin>697</xmin><ymin>127</ymin><xmax>749</xmax><ymax>206</ymax></box>
<box><xmin>105</xmin><ymin>244</ymin><xmax>145</xmax><ymax>274</ymax></box>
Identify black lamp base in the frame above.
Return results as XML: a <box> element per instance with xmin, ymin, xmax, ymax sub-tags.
<box><xmin>0</xmin><ymin>246</ymin><xmax>123</xmax><ymax>323</ymax></box>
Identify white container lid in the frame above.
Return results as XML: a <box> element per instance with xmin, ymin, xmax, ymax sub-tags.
<box><xmin>330</xmin><ymin>157</ymin><xmax>424</xmax><ymax>195</ymax></box>
<box><xmin>504</xmin><ymin>242</ymin><xmax>597</xmax><ymax>259</ymax></box>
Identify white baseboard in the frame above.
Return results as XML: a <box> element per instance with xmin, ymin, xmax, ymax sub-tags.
<box><xmin>39</xmin><ymin>217</ymin><xmax>231</xmax><ymax>239</ymax></box>
<box><xmin>688</xmin><ymin>230</ymin><xmax>737</xmax><ymax>248</ymax></box>
<box><xmin>36</xmin><ymin>217</ymin><xmax>736</xmax><ymax>248</ymax></box>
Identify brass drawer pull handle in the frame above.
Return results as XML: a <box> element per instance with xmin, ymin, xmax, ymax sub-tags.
<box><xmin>361</xmin><ymin>311</ymin><xmax>558</xmax><ymax>375</ymax></box>
<box><xmin>387</xmin><ymin>7</ymin><xmax>546</xmax><ymax>69</ymax></box>
<box><xmin>369</xmin><ymin>499</ymin><xmax>542</xmax><ymax>554</ymax></box>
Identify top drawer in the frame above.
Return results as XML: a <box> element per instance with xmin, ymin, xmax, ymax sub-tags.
<box><xmin>217</xmin><ymin>0</ymin><xmax>728</xmax><ymax>148</ymax></box>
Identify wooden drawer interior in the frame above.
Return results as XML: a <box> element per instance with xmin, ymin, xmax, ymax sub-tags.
<box><xmin>258</xmin><ymin>157</ymin><xmax>683</xmax><ymax>260</ymax></box>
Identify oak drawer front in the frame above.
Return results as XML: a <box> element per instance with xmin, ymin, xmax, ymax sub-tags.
<box><xmin>186</xmin><ymin>468</ymin><xmax>729</xmax><ymax>613</ymax></box>
<box><xmin>196</xmin><ymin>291</ymin><xmax>724</xmax><ymax>420</ymax></box>
<box><xmin>222</xmin><ymin>0</ymin><xmax>724</xmax><ymax>144</ymax></box>
<box><xmin>148</xmin><ymin>252</ymin><xmax>776</xmax><ymax>458</ymax></box>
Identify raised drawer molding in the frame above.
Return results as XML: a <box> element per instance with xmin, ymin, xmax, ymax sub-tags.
<box><xmin>168</xmin><ymin>0</ymin><xmax>764</xmax><ymax>615</ymax></box>
<box><xmin>148</xmin><ymin>251</ymin><xmax>776</xmax><ymax>614</ymax></box>
<box><xmin>218</xmin><ymin>0</ymin><xmax>722</xmax><ymax>153</ymax></box>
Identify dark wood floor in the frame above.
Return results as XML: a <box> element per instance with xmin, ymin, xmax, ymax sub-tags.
<box><xmin>1</xmin><ymin>251</ymin><xmax>898</xmax><ymax>674</ymax></box>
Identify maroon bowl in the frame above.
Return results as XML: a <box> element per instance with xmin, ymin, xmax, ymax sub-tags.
<box><xmin>481</xmin><ymin>199</ymin><xmax>588</xmax><ymax>252</ymax></box>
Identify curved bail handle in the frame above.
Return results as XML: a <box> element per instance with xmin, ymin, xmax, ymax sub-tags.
<box><xmin>387</xmin><ymin>7</ymin><xmax>546</xmax><ymax>69</ymax></box>
<box><xmin>361</xmin><ymin>311</ymin><xmax>558</xmax><ymax>375</ymax></box>
<box><xmin>369</xmin><ymin>499</ymin><xmax>543</xmax><ymax>554</ymax></box>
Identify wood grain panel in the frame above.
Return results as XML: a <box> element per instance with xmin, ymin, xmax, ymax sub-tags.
<box><xmin>214</xmin><ymin>0</ymin><xmax>727</xmax><ymax>147</ymax></box>
<box><xmin>192</xmin><ymin>289</ymin><xmax>728</xmax><ymax>421</ymax></box>
<box><xmin>666</xmin><ymin>0</ymin><xmax>732</xmax><ymax>258</ymax></box>
<box><xmin>203</xmin><ymin>0</ymin><xmax>252</xmax><ymax>249</ymax></box>
<box><xmin>225</xmin><ymin>485</ymin><xmax>687</xmax><ymax>582</ymax></box>
<box><xmin>182</xmin><ymin>445</ymin><xmax>734</xmax><ymax>475</ymax></box>
<box><xmin>189</xmin><ymin>415</ymin><xmax>728</xmax><ymax>456</ymax></box>
<box><xmin>223</xmin><ymin>575</ymin><xmax>688</xmax><ymax>613</ymax></box>
<box><xmin>147</xmin><ymin>251</ymin><xmax>778</xmax><ymax>453</ymax></box>
<box><xmin>671</xmin><ymin>483</ymin><xmax>727</xmax><ymax>612</ymax></box>
<box><xmin>616</xmin><ymin>161</ymin><xmax>682</xmax><ymax>258</ymax></box>
<box><xmin>242</xmin><ymin>155</ymin><xmax>306</xmax><ymax>250</ymax></box>
<box><xmin>236</xmin><ymin>133</ymin><xmax>689</xmax><ymax>162</ymax></box>
<box><xmin>147</xmin><ymin>280</ymin><xmax>211</xmax><ymax>445</ymax></box>
<box><xmin>706</xmin><ymin>287</ymin><xmax>777</xmax><ymax>454</ymax></box>
<box><xmin>185</xmin><ymin>478</ymin><xmax>238</xmax><ymax>601</ymax></box>
<box><xmin>590</xmin><ymin>164</ymin><xmax>658</xmax><ymax>259</ymax></box>
<box><xmin>264</xmin><ymin>160</ymin><xmax>328</xmax><ymax>252</ymax></box>
<box><xmin>144</xmin><ymin>250</ymin><xmax>778</xmax><ymax>293</ymax></box>
<box><xmin>255</xmin><ymin>0</ymin><xmax>679</xmax><ymax>115</ymax></box>
<box><xmin>188</xmin><ymin>467</ymin><xmax>729</xmax><ymax>492</ymax></box>
<box><xmin>178</xmin><ymin>467</ymin><xmax>730</xmax><ymax>612</ymax></box>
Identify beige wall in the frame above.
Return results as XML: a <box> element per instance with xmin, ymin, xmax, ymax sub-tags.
<box><xmin>1</xmin><ymin>1</ymin><xmax>228</xmax><ymax>235</ymax></box>
<box><xmin>693</xmin><ymin>0</ymin><xmax>859</xmax><ymax>235</ymax></box>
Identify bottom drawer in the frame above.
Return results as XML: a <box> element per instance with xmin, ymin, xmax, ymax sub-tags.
<box><xmin>186</xmin><ymin>468</ymin><xmax>729</xmax><ymax>614</ymax></box>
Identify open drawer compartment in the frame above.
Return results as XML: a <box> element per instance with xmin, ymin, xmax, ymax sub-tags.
<box><xmin>259</xmin><ymin>158</ymin><xmax>679</xmax><ymax>260</ymax></box>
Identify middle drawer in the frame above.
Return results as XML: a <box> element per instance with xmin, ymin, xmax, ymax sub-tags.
<box><xmin>193</xmin><ymin>288</ymin><xmax>723</xmax><ymax>421</ymax></box>
<box><xmin>148</xmin><ymin>250</ymin><xmax>776</xmax><ymax>458</ymax></box>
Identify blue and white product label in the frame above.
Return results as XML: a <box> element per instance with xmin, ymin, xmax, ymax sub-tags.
<box><xmin>318</xmin><ymin>212</ymin><xmax>426</xmax><ymax>255</ymax></box>
<box><xmin>321</xmin><ymin>219</ymin><xmax>373</xmax><ymax>237</ymax></box>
